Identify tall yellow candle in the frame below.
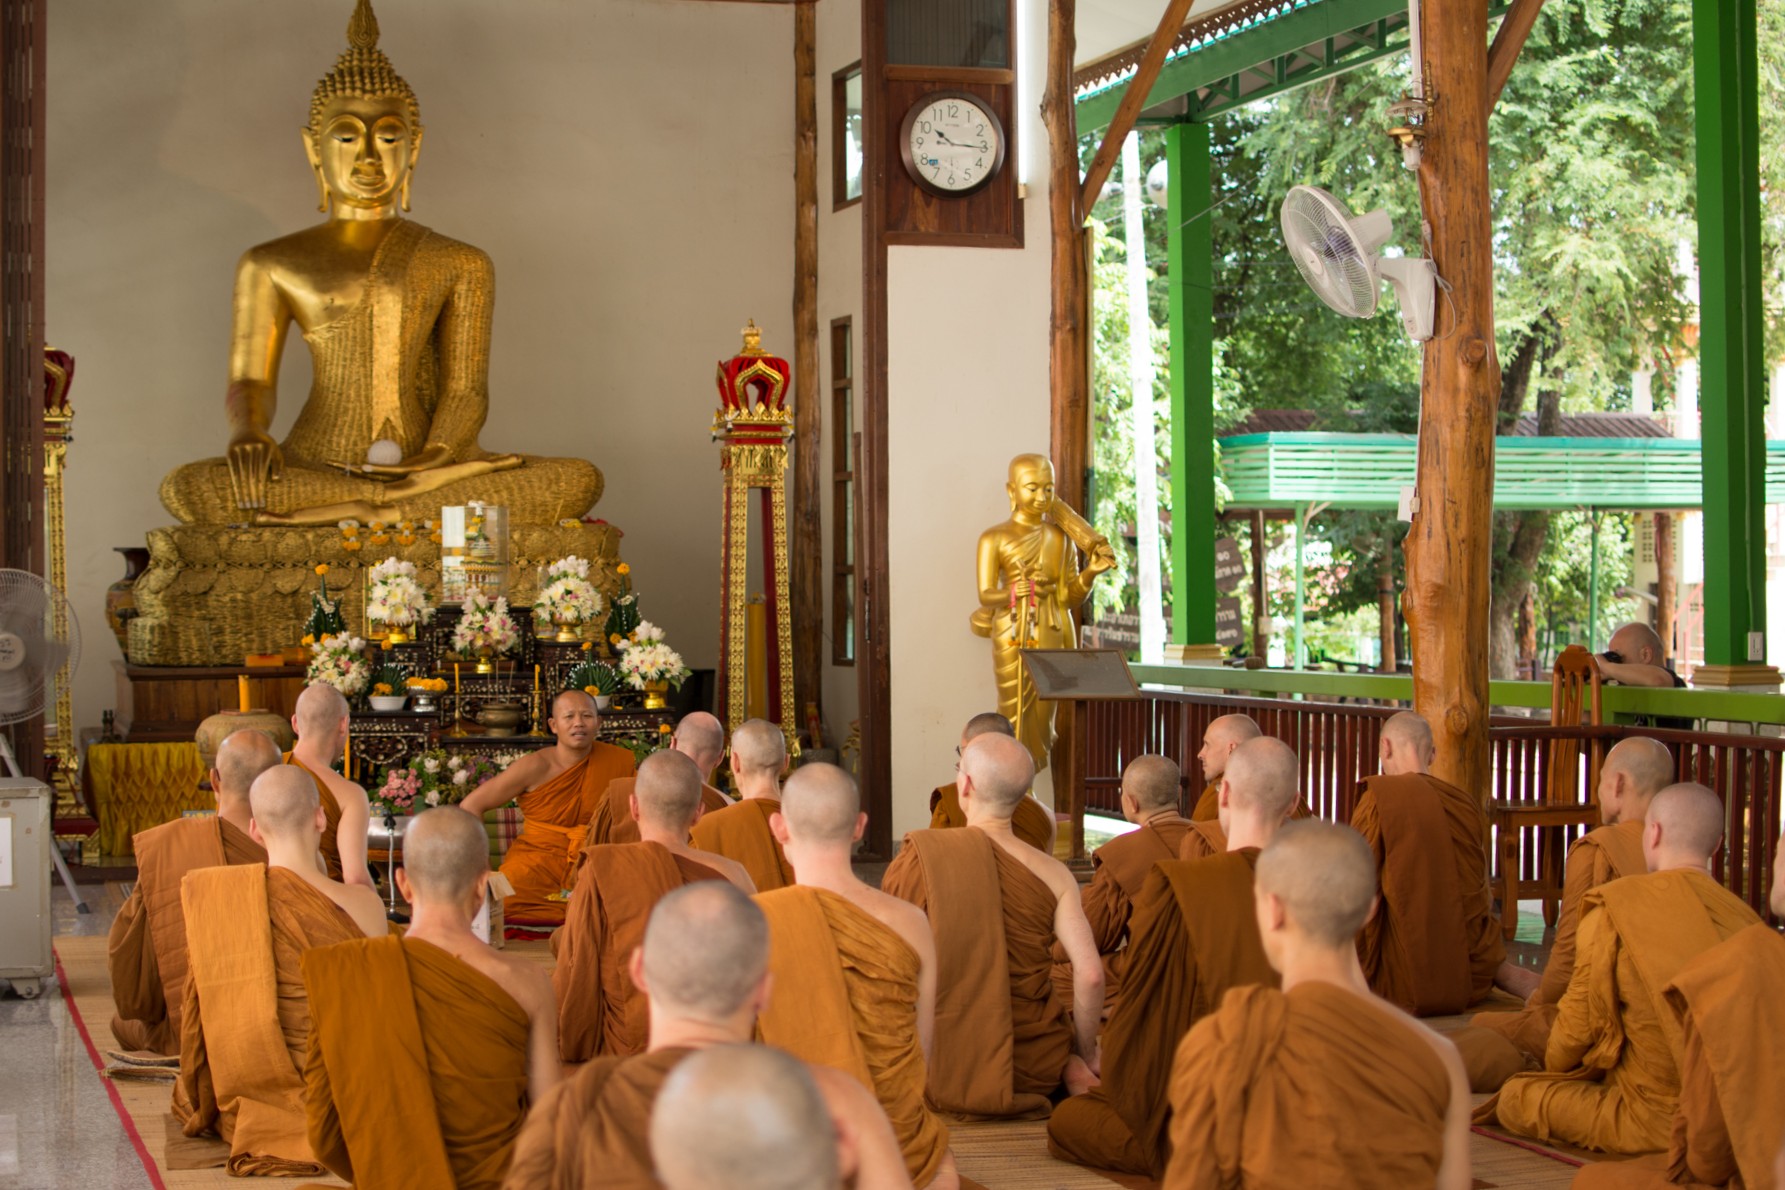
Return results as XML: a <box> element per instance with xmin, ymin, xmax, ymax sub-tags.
<box><xmin>533</xmin><ymin>663</ymin><xmax>540</xmax><ymax>695</ymax></box>
<box><xmin>343</xmin><ymin>733</ymin><xmax>351</xmax><ymax>777</ymax></box>
<box><xmin>454</xmin><ymin>662</ymin><xmax>461</xmax><ymax>693</ymax></box>
<box><xmin>237</xmin><ymin>673</ymin><xmax>250</xmax><ymax>713</ymax></box>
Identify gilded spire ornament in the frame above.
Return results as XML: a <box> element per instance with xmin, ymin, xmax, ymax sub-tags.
<box><xmin>307</xmin><ymin>0</ymin><xmax>421</xmax><ymax>138</ymax></box>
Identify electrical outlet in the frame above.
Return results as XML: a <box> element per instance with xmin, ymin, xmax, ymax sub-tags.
<box><xmin>1748</xmin><ymin>632</ymin><xmax>1766</xmax><ymax>662</ymax></box>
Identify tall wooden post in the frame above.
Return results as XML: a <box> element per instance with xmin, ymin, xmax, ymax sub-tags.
<box><xmin>1043</xmin><ymin>0</ymin><xmax>1088</xmax><ymax>513</ymax></box>
<box><xmin>1402</xmin><ymin>0</ymin><xmax>1500</xmax><ymax>801</ymax></box>
<box><xmin>790</xmin><ymin>0</ymin><xmax>823</xmax><ymax>726</ymax></box>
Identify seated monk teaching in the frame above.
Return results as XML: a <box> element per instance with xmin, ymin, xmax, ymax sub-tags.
<box><xmin>927</xmin><ymin>712</ymin><xmax>1056</xmax><ymax>852</ymax></box>
<box><xmin>109</xmin><ymin>728</ymin><xmax>281</xmax><ymax>1055</ymax></box>
<box><xmin>555</xmin><ymin>751</ymin><xmax>753</xmax><ymax>1063</ymax></box>
<box><xmin>172</xmin><ymin>765</ymin><xmax>386</xmax><ymax>1176</ymax></box>
<box><xmin>1047</xmin><ymin>737</ymin><xmax>1293</xmax><ymax>1177</ymax></box>
<box><xmin>588</xmin><ymin>711</ymin><xmax>731</xmax><ymax>847</ymax></box>
<box><xmin>756</xmin><ymin>762</ymin><xmax>959</xmax><ymax>1190</ymax></box>
<box><xmin>458</xmin><ymin>688</ymin><xmax>635</xmax><ymax>925</ymax></box>
<box><xmin>1572</xmin><ymin>827</ymin><xmax>1785</xmax><ymax>1190</ymax></box>
<box><xmin>303</xmin><ymin>808</ymin><xmax>559</xmax><ymax>1190</ymax></box>
<box><xmin>1480</xmin><ymin>784</ymin><xmax>1762</xmax><ymax>1156</ymax></box>
<box><xmin>1351</xmin><ymin>711</ymin><xmax>1505</xmax><ymax>1017</ymax></box>
<box><xmin>882</xmin><ymin>732</ymin><xmax>1101</xmax><ymax>1117</ymax></box>
<box><xmin>284</xmin><ymin>683</ymin><xmax>372</xmax><ymax>885</ymax></box>
<box><xmin>1166</xmin><ymin>821</ymin><xmax>1472</xmax><ymax>1189</ymax></box>
<box><xmin>1469</xmin><ymin>736</ymin><xmax>1674</xmax><ymax>1062</ymax></box>
<box><xmin>688</xmin><ymin>718</ymin><xmax>796</xmax><ymax>891</ymax></box>
<box><xmin>503</xmin><ymin>882</ymin><xmax>911</xmax><ymax>1190</ymax></box>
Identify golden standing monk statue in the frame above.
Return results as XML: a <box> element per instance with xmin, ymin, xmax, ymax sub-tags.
<box><xmin>158</xmin><ymin>0</ymin><xmax>602</xmax><ymax>527</ymax></box>
<box><xmin>973</xmin><ymin>454</ymin><xmax>1116</xmax><ymax>770</ymax></box>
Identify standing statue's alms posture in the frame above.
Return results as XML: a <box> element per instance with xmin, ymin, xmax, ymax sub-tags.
<box><xmin>158</xmin><ymin>0</ymin><xmax>602</xmax><ymax>527</ymax></box>
<box><xmin>973</xmin><ymin>454</ymin><xmax>1115</xmax><ymax>770</ymax></box>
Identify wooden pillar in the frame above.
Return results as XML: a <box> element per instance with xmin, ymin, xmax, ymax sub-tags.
<box><xmin>1043</xmin><ymin>0</ymin><xmax>1088</xmax><ymax>513</ymax></box>
<box><xmin>1377</xmin><ymin>570</ymin><xmax>1397</xmax><ymax>673</ymax></box>
<box><xmin>1166</xmin><ymin>120</ymin><xmax>1216</xmax><ymax>647</ymax></box>
<box><xmin>1401</xmin><ymin>0</ymin><xmax>1500</xmax><ymax>800</ymax></box>
<box><xmin>1655</xmin><ymin>510</ymin><xmax>1677</xmax><ymax>661</ymax></box>
<box><xmin>1250</xmin><ymin>509</ymin><xmax>1268</xmax><ymax>656</ymax></box>
<box><xmin>790</xmin><ymin>0</ymin><xmax>823</xmax><ymax>729</ymax></box>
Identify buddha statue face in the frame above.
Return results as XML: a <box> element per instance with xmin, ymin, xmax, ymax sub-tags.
<box><xmin>305</xmin><ymin>95</ymin><xmax>421</xmax><ymax>214</ymax></box>
<box><xmin>1006</xmin><ymin>454</ymin><xmax>1056</xmax><ymax>519</ymax></box>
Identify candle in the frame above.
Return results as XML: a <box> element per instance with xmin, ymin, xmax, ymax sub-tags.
<box><xmin>454</xmin><ymin>662</ymin><xmax>461</xmax><ymax>694</ymax></box>
<box><xmin>533</xmin><ymin>663</ymin><xmax>540</xmax><ymax>696</ymax></box>
<box><xmin>343</xmin><ymin>733</ymin><xmax>351</xmax><ymax>778</ymax></box>
<box><xmin>237</xmin><ymin>673</ymin><xmax>250</xmax><ymax>713</ymax></box>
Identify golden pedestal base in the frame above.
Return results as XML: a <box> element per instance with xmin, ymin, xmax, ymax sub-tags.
<box><xmin>127</xmin><ymin>522</ymin><xmax>625</xmax><ymax>667</ymax></box>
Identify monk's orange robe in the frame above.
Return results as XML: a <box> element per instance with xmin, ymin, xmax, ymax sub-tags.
<box><xmin>1482</xmin><ymin>868</ymin><xmax>1761</xmax><ymax>1156</ymax></box>
<box><xmin>1048</xmin><ymin>849</ymin><xmax>1275</xmax><ymax>1176</ymax></box>
<box><xmin>304</xmin><ymin>934</ymin><xmax>531</xmax><ymax>1190</ymax></box>
<box><xmin>553</xmin><ymin>841</ymin><xmax>725</xmax><ymax>1062</ymax></box>
<box><xmin>1572</xmin><ymin>923</ymin><xmax>1785</xmax><ymax>1190</ymax></box>
<box><xmin>108</xmin><ymin>815</ymin><xmax>265</xmax><ymax>1055</ymax></box>
<box><xmin>502</xmin><ymin>742</ymin><xmax>635</xmax><ymax>925</ymax></box>
<box><xmin>284</xmin><ymin>754</ymin><xmax>345</xmax><ymax>882</ymax></box>
<box><xmin>172</xmin><ymin>865</ymin><xmax>364</xmax><ymax>1176</ymax></box>
<box><xmin>929</xmin><ymin>782</ymin><xmax>1056</xmax><ymax>852</ymax></box>
<box><xmin>757</xmin><ymin>885</ymin><xmax>952</xmax><ymax>1185</ymax></box>
<box><xmin>502</xmin><ymin>1047</ymin><xmax>689</xmax><ymax>1189</ymax></box>
<box><xmin>1051</xmin><ymin>813</ymin><xmax>1195</xmax><ymax>1013</ymax></box>
<box><xmin>1176</xmin><ymin>819</ymin><xmax>1225</xmax><ymax>861</ymax></box>
<box><xmin>688</xmin><ymin>796</ymin><xmax>796</xmax><ymax>892</ymax></box>
<box><xmin>882</xmin><ymin>828</ymin><xmax>1071</xmax><ymax>1118</ymax></box>
<box><xmin>1352</xmin><ymin>772</ymin><xmax>1504</xmax><ymax>1015</ymax></box>
<box><xmin>1472</xmin><ymin>817</ymin><xmax>1647</xmax><ymax>1058</ymax></box>
<box><xmin>586</xmin><ymin>776</ymin><xmax>729</xmax><ymax>847</ymax></box>
<box><xmin>1167</xmin><ymin>982</ymin><xmax>1454</xmax><ymax>1187</ymax></box>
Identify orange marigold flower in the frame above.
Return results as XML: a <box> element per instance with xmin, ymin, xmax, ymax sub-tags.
<box><xmin>617</xmin><ymin>563</ymin><xmax>631</xmax><ymax>576</ymax></box>
<box><xmin>314</xmin><ymin>563</ymin><xmax>329</xmax><ymax>576</ymax></box>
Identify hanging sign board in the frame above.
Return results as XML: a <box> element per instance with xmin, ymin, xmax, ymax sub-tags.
<box><xmin>1214</xmin><ymin>537</ymin><xmax>1245</xmax><ymax>593</ymax></box>
<box><xmin>1215</xmin><ymin>596</ymin><xmax>1245</xmax><ymax>649</ymax></box>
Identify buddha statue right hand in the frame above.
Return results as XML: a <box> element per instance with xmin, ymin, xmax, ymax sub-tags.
<box><xmin>227</xmin><ymin>426</ymin><xmax>284</xmax><ymax>511</ymax></box>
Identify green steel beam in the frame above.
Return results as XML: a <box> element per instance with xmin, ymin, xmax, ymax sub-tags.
<box><xmin>1293</xmin><ymin>504</ymin><xmax>1306</xmax><ymax>667</ymax></box>
<box><xmin>1587</xmin><ymin>512</ymin><xmax>1601</xmax><ymax>650</ymax></box>
<box><xmin>1168</xmin><ymin>122</ymin><xmax>1217</xmax><ymax>645</ymax></box>
<box><xmin>1693</xmin><ymin>0</ymin><xmax>1767</xmax><ymax>667</ymax></box>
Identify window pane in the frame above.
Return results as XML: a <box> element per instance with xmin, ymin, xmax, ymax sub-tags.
<box><xmin>887</xmin><ymin>0</ymin><xmax>1009</xmax><ymax>69</ymax></box>
<box><xmin>842</xmin><ymin>72</ymin><xmax>864</xmax><ymax>202</ymax></box>
<box><xmin>843</xmin><ymin>484</ymin><xmax>855</xmax><ymax>566</ymax></box>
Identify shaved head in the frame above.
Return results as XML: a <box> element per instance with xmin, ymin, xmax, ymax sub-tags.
<box><xmin>731</xmin><ymin>719</ymin><xmax>787</xmax><ymax>775</ymax></box>
<box><xmin>294</xmin><ymin>683</ymin><xmax>349</xmax><ymax>745</ymax></box>
<box><xmin>651</xmin><ymin>1045</ymin><xmax>839</xmax><ymax>1190</ymax></box>
<box><xmin>960</xmin><ymin>732</ymin><xmax>1035</xmax><ymax>813</ymax></box>
<box><xmin>248</xmin><ymin>765</ymin><xmax>321</xmax><ymax>842</ymax></box>
<box><xmin>1225</xmin><ymin>737</ymin><xmax>1299</xmax><ymax>820</ymax></box>
<box><xmin>1199</xmin><ymin>714</ymin><xmax>1261</xmax><ymax>781</ymax></box>
<box><xmin>1380</xmin><ymin>712</ymin><xmax>1434</xmax><ymax>773</ymax></box>
<box><xmin>552</xmin><ymin>687</ymin><xmax>597</xmax><ymax>718</ymax></box>
<box><xmin>1599</xmin><ymin>736</ymin><xmax>1674</xmax><ymax>825</ymax></box>
<box><xmin>641</xmin><ymin>882</ymin><xmax>770</xmax><ymax>1021</ymax></box>
<box><xmin>402</xmin><ymin>807</ymin><xmax>489</xmax><ymax>903</ymax></box>
<box><xmin>1256</xmin><ymin>821</ymin><xmax>1378</xmax><ymax>946</ymax></box>
<box><xmin>213</xmin><ymin>729</ymin><xmax>282</xmax><ymax>808</ymax></box>
<box><xmin>1646</xmin><ymin>783</ymin><xmax>1725</xmax><ymax>866</ymax></box>
<box><xmin>1123</xmin><ymin>755</ymin><xmax>1182</xmax><ymax>814</ymax></box>
<box><xmin>961</xmin><ymin>712</ymin><xmax>1014</xmax><ymax>745</ymax></box>
<box><xmin>635</xmin><ymin>750</ymin><xmax>704</xmax><ymax>832</ymax></box>
<box><xmin>673</xmin><ymin>712</ymin><xmax>726</xmax><ymax>773</ymax></box>
<box><xmin>780</xmin><ymin>763</ymin><xmax>861</xmax><ymax>845</ymax></box>
<box><xmin>1607</xmin><ymin>621</ymin><xmax>1665</xmax><ymax>663</ymax></box>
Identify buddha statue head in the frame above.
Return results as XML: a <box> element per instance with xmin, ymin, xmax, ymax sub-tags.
<box><xmin>1006</xmin><ymin>453</ymin><xmax>1057</xmax><ymax>520</ymax></box>
<box><xmin>303</xmin><ymin>0</ymin><xmax>424</xmax><ymax>215</ymax></box>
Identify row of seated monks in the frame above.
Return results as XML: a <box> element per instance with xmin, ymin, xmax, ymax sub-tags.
<box><xmin>104</xmin><ymin>684</ymin><xmax>1785</xmax><ymax>1188</ymax></box>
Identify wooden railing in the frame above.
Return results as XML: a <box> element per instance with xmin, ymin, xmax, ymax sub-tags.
<box><xmin>1068</xmin><ymin>688</ymin><xmax>1781</xmax><ymax>923</ymax></box>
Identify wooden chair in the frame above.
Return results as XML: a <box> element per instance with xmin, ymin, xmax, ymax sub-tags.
<box><xmin>1488</xmin><ymin>646</ymin><xmax>1606</xmax><ymax>939</ymax></box>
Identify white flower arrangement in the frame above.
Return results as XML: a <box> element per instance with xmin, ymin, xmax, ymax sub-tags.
<box><xmin>616</xmin><ymin>620</ymin><xmax>691</xmax><ymax>689</ymax></box>
<box><xmin>452</xmin><ymin>588</ymin><xmax>520</xmax><ymax>655</ymax></box>
<box><xmin>306</xmin><ymin>633</ymin><xmax>371</xmax><ymax>697</ymax></box>
<box><xmin>532</xmin><ymin>555</ymin><xmax>604</xmax><ymax>627</ymax></box>
<box><xmin>365</xmin><ymin>556</ymin><xmax>434</xmax><ymax>630</ymax></box>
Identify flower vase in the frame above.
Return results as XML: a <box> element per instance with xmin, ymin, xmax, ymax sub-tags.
<box><xmin>384</xmin><ymin>626</ymin><xmax>411</xmax><ymax>645</ymax></box>
<box><xmin>595</xmin><ymin>694</ymin><xmax>612</xmax><ymax>711</ymax></box>
<box><xmin>105</xmin><ymin>546</ymin><xmax>150</xmax><ymax>657</ymax></box>
<box><xmin>553</xmin><ymin>614</ymin><xmax>580</xmax><ymax>643</ymax></box>
<box><xmin>643</xmin><ymin>680</ymin><xmax>669</xmax><ymax>710</ymax></box>
<box><xmin>475</xmin><ymin>645</ymin><xmax>496</xmax><ymax>674</ymax></box>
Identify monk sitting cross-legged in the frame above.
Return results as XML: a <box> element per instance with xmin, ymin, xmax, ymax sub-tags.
<box><xmin>927</xmin><ymin>712</ymin><xmax>1056</xmax><ymax>853</ymax></box>
<box><xmin>1481</xmin><ymin>784</ymin><xmax>1762</xmax><ymax>1157</ymax></box>
<box><xmin>1470</xmin><ymin>736</ymin><xmax>1675</xmax><ymax>1064</ymax></box>
<box><xmin>689</xmin><ymin>718</ymin><xmax>796</xmax><ymax>891</ymax></box>
<box><xmin>303</xmin><ymin>807</ymin><xmax>559</xmax><ymax>1190</ymax></box>
<box><xmin>1573</xmin><ymin>825</ymin><xmax>1785</xmax><ymax>1190</ymax></box>
<box><xmin>172</xmin><ymin>765</ymin><xmax>386</xmax><ymax>1176</ymax></box>
<box><xmin>555</xmin><ymin>750</ymin><xmax>753</xmax><ymax>1063</ymax></box>
<box><xmin>458</xmin><ymin>688</ymin><xmax>636</xmax><ymax>925</ymax></box>
<box><xmin>588</xmin><ymin>711</ymin><xmax>732</xmax><ymax>848</ymax></box>
<box><xmin>109</xmin><ymin>728</ymin><xmax>281</xmax><ymax>1056</ymax></box>
<box><xmin>883</xmin><ymin>732</ymin><xmax>1101</xmax><ymax>1118</ymax></box>
<box><xmin>1351</xmin><ymin>711</ymin><xmax>1505</xmax><ymax>1017</ymax></box>
<box><xmin>1166</xmin><ymin>821</ymin><xmax>1473</xmax><ymax>1189</ymax></box>
<box><xmin>284</xmin><ymin>683</ymin><xmax>372</xmax><ymax>886</ymax></box>
<box><xmin>1047</xmin><ymin>736</ymin><xmax>1294</xmax><ymax>1177</ymax></box>
<box><xmin>503</xmin><ymin>882</ymin><xmax>912</xmax><ymax>1190</ymax></box>
<box><xmin>757</xmin><ymin>762</ymin><xmax>960</xmax><ymax>1190</ymax></box>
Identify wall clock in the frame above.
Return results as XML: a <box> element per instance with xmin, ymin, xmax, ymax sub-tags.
<box><xmin>898</xmin><ymin>90</ymin><xmax>1006</xmax><ymax>197</ymax></box>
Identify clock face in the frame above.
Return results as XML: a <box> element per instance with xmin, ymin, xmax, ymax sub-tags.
<box><xmin>901</xmin><ymin>92</ymin><xmax>1005</xmax><ymax>196</ymax></box>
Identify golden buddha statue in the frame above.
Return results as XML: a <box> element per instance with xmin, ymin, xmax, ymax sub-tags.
<box><xmin>158</xmin><ymin>0</ymin><xmax>602</xmax><ymax>527</ymax></box>
<box><xmin>972</xmin><ymin>453</ymin><xmax>1116</xmax><ymax>769</ymax></box>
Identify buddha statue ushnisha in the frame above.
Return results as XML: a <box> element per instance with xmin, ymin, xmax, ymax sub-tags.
<box><xmin>159</xmin><ymin>0</ymin><xmax>602</xmax><ymax>527</ymax></box>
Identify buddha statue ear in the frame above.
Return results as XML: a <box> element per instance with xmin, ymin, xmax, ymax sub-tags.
<box><xmin>401</xmin><ymin>125</ymin><xmax>424</xmax><ymax>213</ymax></box>
<box><xmin>302</xmin><ymin>127</ymin><xmax>330</xmax><ymax>215</ymax></box>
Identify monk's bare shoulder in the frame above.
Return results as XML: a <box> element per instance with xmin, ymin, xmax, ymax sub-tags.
<box><xmin>987</xmin><ymin>831</ymin><xmax>1079</xmax><ymax>902</ymax></box>
<box><xmin>456</xmin><ymin>942</ymin><xmax>555</xmax><ymax>1022</ymax></box>
<box><xmin>693</xmin><ymin>850</ymin><xmax>755</xmax><ymax>893</ymax></box>
<box><xmin>1352</xmin><ymin>984</ymin><xmax>1466</xmax><ymax>1084</ymax></box>
<box><xmin>855</xmin><ymin>885</ymin><xmax>934</xmax><ymax>959</ymax></box>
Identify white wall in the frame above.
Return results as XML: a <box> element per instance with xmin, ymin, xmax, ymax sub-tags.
<box><xmin>49</xmin><ymin>0</ymin><xmax>793</xmax><ymax>733</ymax></box>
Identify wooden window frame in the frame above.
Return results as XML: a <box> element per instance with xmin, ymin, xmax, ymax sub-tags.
<box><xmin>830</xmin><ymin>316</ymin><xmax>856</xmax><ymax>666</ymax></box>
<box><xmin>832</xmin><ymin>62</ymin><xmax>863</xmax><ymax>210</ymax></box>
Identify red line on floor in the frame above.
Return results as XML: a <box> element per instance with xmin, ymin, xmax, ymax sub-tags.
<box><xmin>1471</xmin><ymin>1125</ymin><xmax>1586</xmax><ymax>1167</ymax></box>
<box><xmin>52</xmin><ymin>946</ymin><xmax>168</xmax><ymax>1190</ymax></box>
